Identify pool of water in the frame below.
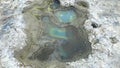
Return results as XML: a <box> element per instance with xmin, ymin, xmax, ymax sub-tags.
<box><xmin>14</xmin><ymin>0</ymin><xmax>91</xmax><ymax>67</ymax></box>
<box><xmin>55</xmin><ymin>9</ymin><xmax>77</xmax><ymax>24</ymax></box>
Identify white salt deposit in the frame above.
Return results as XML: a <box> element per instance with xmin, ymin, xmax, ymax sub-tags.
<box><xmin>0</xmin><ymin>0</ymin><xmax>28</xmax><ymax>68</ymax></box>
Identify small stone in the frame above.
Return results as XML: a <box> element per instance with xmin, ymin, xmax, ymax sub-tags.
<box><xmin>76</xmin><ymin>1</ymin><xmax>89</xmax><ymax>8</ymax></box>
<box><xmin>91</xmin><ymin>23</ymin><xmax>99</xmax><ymax>28</ymax></box>
<box><xmin>110</xmin><ymin>37</ymin><xmax>118</xmax><ymax>44</ymax></box>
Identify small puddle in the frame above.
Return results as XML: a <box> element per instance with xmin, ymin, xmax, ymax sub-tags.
<box><xmin>14</xmin><ymin>0</ymin><xmax>92</xmax><ymax>67</ymax></box>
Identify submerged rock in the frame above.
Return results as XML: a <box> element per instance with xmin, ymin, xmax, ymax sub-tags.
<box><xmin>29</xmin><ymin>45</ymin><xmax>55</xmax><ymax>61</ymax></box>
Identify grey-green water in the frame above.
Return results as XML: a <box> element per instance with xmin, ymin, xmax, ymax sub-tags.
<box><xmin>14</xmin><ymin>0</ymin><xmax>92</xmax><ymax>68</ymax></box>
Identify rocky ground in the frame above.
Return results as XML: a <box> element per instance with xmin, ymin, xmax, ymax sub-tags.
<box><xmin>0</xmin><ymin>0</ymin><xmax>120</xmax><ymax>68</ymax></box>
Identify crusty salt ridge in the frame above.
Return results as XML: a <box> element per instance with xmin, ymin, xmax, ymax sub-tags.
<box><xmin>67</xmin><ymin>0</ymin><xmax>120</xmax><ymax>68</ymax></box>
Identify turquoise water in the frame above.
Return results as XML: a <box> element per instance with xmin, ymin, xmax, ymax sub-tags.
<box><xmin>55</xmin><ymin>10</ymin><xmax>77</xmax><ymax>23</ymax></box>
<box><xmin>52</xmin><ymin>28</ymin><xmax>65</xmax><ymax>37</ymax></box>
<box><xmin>49</xmin><ymin>28</ymin><xmax>67</xmax><ymax>39</ymax></box>
<box><xmin>42</xmin><ymin>16</ymin><xmax>67</xmax><ymax>39</ymax></box>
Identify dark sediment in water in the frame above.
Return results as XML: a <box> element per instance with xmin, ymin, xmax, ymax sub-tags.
<box><xmin>29</xmin><ymin>45</ymin><xmax>55</xmax><ymax>61</ymax></box>
<box><xmin>50</xmin><ymin>0</ymin><xmax>60</xmax><ymax>9</ymax></box>
<box><xmin>53</xmin><ymin>25</ymin><xmax>92</xmax><ymax>62</ymax></box>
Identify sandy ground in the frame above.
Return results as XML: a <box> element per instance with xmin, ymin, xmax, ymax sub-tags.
<box><xmin>0</xmin><ymin>0</ymin><xmax>120</xmax><ymax>68</ymax></box>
